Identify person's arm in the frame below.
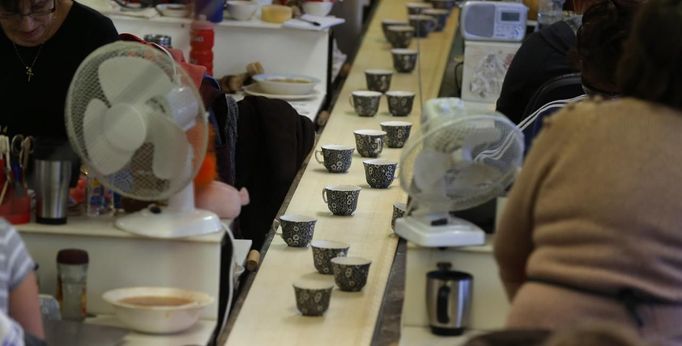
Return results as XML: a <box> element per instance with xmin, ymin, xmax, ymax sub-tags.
<box><xmin>493</xmin><ymin>107</ymin><xmax>576</xmax><ymax>301</ymax></box>
<box><xmin>9</xmin><ymin>272</ymin><xmax>43</xmax><ymax>339</ymax></box>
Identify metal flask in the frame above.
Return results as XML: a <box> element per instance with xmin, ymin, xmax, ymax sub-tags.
<box><xmin>426</xmin><ymin>262</ymin><xmax>473</xmax><ymax>336</ymax></box>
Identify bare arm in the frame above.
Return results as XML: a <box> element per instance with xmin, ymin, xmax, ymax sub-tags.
<box><xmin>9</xmin><ymin>271</ymin><xmax>44</xmax><ymax>339</ymax></box>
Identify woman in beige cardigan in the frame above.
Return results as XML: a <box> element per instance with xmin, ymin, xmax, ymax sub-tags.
<box><xmin>493</xmin><ymin>0</ymin><xmax>682</xmax><ymax>344</ymax></box>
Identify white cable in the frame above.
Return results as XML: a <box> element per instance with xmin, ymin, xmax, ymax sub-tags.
<box><xmin>517</xmin><ymin>94</ymin><xmax>587</xmax><ymax>131</ymax></box>
<box><xmin>215</xmin><ymin>222</ymin><xmax>235</xmax><ymax>344</ymax></box>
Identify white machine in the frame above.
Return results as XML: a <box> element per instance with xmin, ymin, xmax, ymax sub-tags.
<box><xmin>65</xmin><ymin>41</ymin><xmax>222</xmax><ymax>239</ymax></box>
<box><xmin>398</xmin><ymin>98</ymin><xmax>523</xmax><ymax>341</ymax></box>
<box><xmin>461</xmin><ymin>1</ymin><xmax>528</xmax><ymax>42</ymax></box>
<box><xmin>460</xmin><ymin>1</ymin><xmax>527</xmax><ymax>105</ymax></box>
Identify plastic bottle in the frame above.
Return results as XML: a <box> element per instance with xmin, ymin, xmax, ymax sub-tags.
<box><xmin>56</xmin><ymin>249</ymin><xmax>89</xmax><ymax>321</ymax></box>
<box><xmin>537</xmin><ymin>0</ymin><xmax>565</xmax><ymax>30</ymax></box>
<box><xmin>190</xmin><ymin>17</ymin><xmax>215</xmax><ymax>76</ymax></box>
<box><xmin>195</xmin><ymin>0</ymin><xmax>224</xmax><ymax>23</ymax></box>
<box><xmin>86</xmin><ymin>175</ymin><xmax>111</xmax><ymax>216</ymax></box>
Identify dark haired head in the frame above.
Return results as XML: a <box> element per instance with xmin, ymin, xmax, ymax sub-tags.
<box><xmin>574</xmin><ymin>0</ymin><xmax>641</xmax><ymax>94</ymax></box>
<box><xmin>617</xmin><ymin>0</ymin><xmax>682</xmax><ymax>110</ymax></box>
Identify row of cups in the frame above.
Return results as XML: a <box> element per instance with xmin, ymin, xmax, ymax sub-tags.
<box><xmin>277</xmin><ymin>214</ymin><xmax>372</xmax><ymax>316</ymax></box>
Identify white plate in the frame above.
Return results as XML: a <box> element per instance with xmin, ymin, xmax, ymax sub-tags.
<box><xmin>155</xmin><ymin>4</ymin><xmax>189</xmax><ymax>17</ymax></box>
<box><xmin>243</xmin><ymin>83</ymin><xmax>318</xmax><ymax>100</ymax></box>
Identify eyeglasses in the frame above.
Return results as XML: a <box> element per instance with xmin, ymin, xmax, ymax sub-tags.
<box><xmin>0</xmin><ymin>0</ymin><xmax>56</xmax><ymax>20</ymax></box>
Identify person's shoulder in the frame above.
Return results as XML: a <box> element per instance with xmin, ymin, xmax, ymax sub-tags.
<box><xmin>543</xmin><ymin>98</ymin><xmax>600</xmax><ymax>130</ymax></box>
<box><xmin>0</xmin><ymin>218</ymin><xmax>20</xmax><ymax>246</ymax></box>
<box><xmin>71</xmin><ymin>2</ymin><xmax>116</xmax><ymax>32</ymax></box>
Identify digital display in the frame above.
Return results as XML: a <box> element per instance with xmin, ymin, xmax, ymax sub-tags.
<box><xmin>501</xmin><ymin>12</ymin><xmax>520</xmax><ymax>21</ymax></box>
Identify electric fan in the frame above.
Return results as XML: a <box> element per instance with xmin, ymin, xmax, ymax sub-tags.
<box><xmin>65</xmin><ymin>41</ymin><xmax>221</xmax><ymax>238</ymax></box>
<box><xmin>394</xmin><ymin>101</ymin><xmax>524</xmax><ymax>247</ymax></box>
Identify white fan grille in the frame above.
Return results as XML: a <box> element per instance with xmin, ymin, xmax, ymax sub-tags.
<box><xmin>399</xmin><ymin>114</ymin><xmax>523</xmax><ymax>211</ymax></box>
<box><xmin>65</xmin><ymin>41</ymin><xmax>208</xmax><ymax>201</ymax></box>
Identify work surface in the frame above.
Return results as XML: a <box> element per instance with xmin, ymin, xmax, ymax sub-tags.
<box><xmin>224</xmin><ymin>1</ymin><xmax>459</xmax><ymax>344</ymax></box>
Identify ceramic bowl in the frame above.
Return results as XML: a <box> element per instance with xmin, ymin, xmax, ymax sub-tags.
<box><xmin>293</xmin><ymin>279</ymin><xmax>334</xmax><ymax>316</ymax></box>
<box><xmin>226</xmin><ymin>1</ymin><xmax>258</xmax><ymax>20</ymax></box>
<box><xmin>253</xmin><ymin>73</ymin><xmax>320</xmax><ymax>95</ymax></box>
<box><xmin>311</xmin><ymin>240</ymin><xmax>350</xmax><ymax>274</ymax></box>
<box><xmin>102</xmin><ymin>287</ymin><xmax>213</xmax><ymax>334</ymax></box>
<box><xmin>331</xmin><ymin>256</ymin><xmax>372</xmax><ymax>291</ymax></box>
<box><xmin>302</xmin><ymin>1</ymin><xmax>334</xmax><ymax>16</ymax></box>
<box><xmin>155</xmin><ymin>3</ymin><xmax>190</xmax><ymax>17</ymax></box>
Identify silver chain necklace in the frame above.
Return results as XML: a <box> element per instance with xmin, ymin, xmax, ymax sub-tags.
<box><xmin>13</xmin><ymin>43</ymin><xmax>44</xmax><ymax>82</ymax></box>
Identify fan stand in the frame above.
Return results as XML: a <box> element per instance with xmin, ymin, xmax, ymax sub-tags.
<box><xmin>394</xmin><ymin>212</ymin><xmax>485</xmax><ymax>247</ymax></box>
<box><xmin>115</xmin><ymin>184</ymin><xmax>222</xmax><ymax>239</ymax></box>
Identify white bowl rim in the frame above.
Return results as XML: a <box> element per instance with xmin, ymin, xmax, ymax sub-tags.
<box><xmin>391</xmin><ymin>48</ymin><xmax>418</xmax><ymax>54</ymax></box>
<box><xmin>102</xmin><ymin>287</ymin><xmax>214</xmax><ymax>311</ymax></box>
<box><xmin>324</xmin><ymin>184</ymin><xmax>361</xmax><ymax>192</ymax></box>
<box><xmin>292</xmin><ymin>279</ymin><xmax>335</xmax><ymax>290</ymax></box>
<box><xmin>252</xmin><ymin>73</ymin><xmax>321</xmax><ymax>85</ymax></box>
<box><xmin>280</xmin><ymin>214</ymin><xmax>317</xmax><ymax>223</ymax></box>
<box><xmin>386</xmin><ymin>25</ymin><xmax>415</xmax><ymax>32</ymax></box>
<box><xmin>363</xmin><ymin>159</ymin><xmax>397</xmax><ymax>166</ymax></box>
<box><xmin>364</xmin><ymin>69</ymin><xmax>393</xmax><ymax>75</ymax></box>
<box><xmin>311</xmin><ymin>239</ymin><xmax>350</xmax><ymax>249</ymax></box>
<box><xmin>385</xmin><ymin>90</ymin><xmax>416</xmax><ymax>97</ymax></box>
<box><xmin>351</xmin><ymin>90</ymin><xmax>383</xmax><ymax>97</ymax></box>
<box><xmin>380</xmin><ymin>120</ymin><xmax>413</xmax><ymax>127</ymax></box>
<box><xmin>353</xmin><ymin>129</ymin><xmax>387</xmax><ymax>136</ymax></box>
<box><xmin>331</xmin><ymin>256</ymin><xmax>372</xmax><ymax>266</ymax></box>
<box><xmin>321</xmin><ymin>144</ymin><xmax>355</xmax><ymax>151</ymax></box>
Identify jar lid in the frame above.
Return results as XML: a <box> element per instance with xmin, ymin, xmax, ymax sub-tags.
<box><xmin>57</xmin><ymin>249</ymin><xmax>89</xmax><ymax>265</ymax></box>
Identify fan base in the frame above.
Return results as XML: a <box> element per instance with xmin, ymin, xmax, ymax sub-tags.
<box><xmin>115</xmin><ymin>208</ymin><xmax>222</xmax><ymax>239</ymax></box>
<box><xmin>394</xmin><ymin>214</ymin><xmax>485</xmax><ymax>247</ymax></box>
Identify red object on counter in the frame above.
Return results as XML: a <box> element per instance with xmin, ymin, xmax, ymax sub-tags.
<box><xmin>189</xmin><ymin>19</ymin><xmax>214</xmax><ymax>76</ymax></box>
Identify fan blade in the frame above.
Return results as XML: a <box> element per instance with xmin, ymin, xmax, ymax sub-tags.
<box><xmin>146</xmin><ymin>111</ymin><xmax>192</xmax><ymax>181</ymax></box>
<box><xmin>98</xmin><ymin>56</ymin><xmax>174</xmax><ymax>106</ymax></box>
<box><xmin>83</xmin><ymin>99</ymin><xmax>133</xmax><ymax>175</ymax></box>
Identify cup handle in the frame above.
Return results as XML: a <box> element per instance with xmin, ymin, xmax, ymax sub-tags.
<box><xmin>394</xmin><ymin>164</ymin><xmax>400</xmax><ymax>180</ymax></box>
<box><xmin>349</xmin><ymin>94</ymin><xmax>355</xmax><ymax>108</ymax></box>
<box><xmin>322</xmin><ymin>189</ymin><xmax>328</xmax><ymax>204</ymax></box>
<box><xmin>314</xmin><ymin>150</ymin><xmax>324</xmax><ymax>164</ymax></box>
<box><xmin>437</xmin><ymin>285</ymin><xmax>451</xmax><ymax>323</ymax></box>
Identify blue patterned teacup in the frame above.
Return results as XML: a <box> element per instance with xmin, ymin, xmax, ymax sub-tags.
<box><xmin>385</xmin><ymin>90</ymin><xmax>416</xmax><ymax>117</ymax></box>
<box><xmin>363</xmin><ymin>159</ymin><xmax>398</xmax><ymax>189</ymax></box>
<box><xmin>322</xmin><ymin>185</ymin><xmax>361</xmax><ymax>216</ymax></box>
<box><xmin>353</xmin><ymin>129</ymin><xmax>387</xmax><ymax>158</ymax></box>
<box><xmin>311</xmin><ymin>240</ymin><xmax>350</xmax><ymax>274</ymax></box>
<box><xmin>315</xmin><ymin>144</ymin><xmax>354</xmax><ymax>173</ymax></box>
<box><xmin>380</xmin><ymin>120</ymin><xmax>413</xmax><ymax>148</ymax></box>
<box><xmin>279</xmin><ymin>214</ymin><xmax>317</xmax><ymax>247</ymax></box>
<box><xmin>331</xmin><ymin>256</ymin><xmax>372</xmax><ymax>292</ymax></box>
<box><xmin>293</xmin><ymin>279</ymin><xmax>334</xmax><ymax>316</ymax></box>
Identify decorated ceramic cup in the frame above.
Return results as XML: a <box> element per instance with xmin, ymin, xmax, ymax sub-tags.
<box><xmin>315</xmin><ymin>144</ymin><xmax>354</xmax><ymax>173</ymax></box>
<box><xmin>279</xmin><ymin>214</ymin><xmax>316</xmax><ymax>247</ymax></box>
<box><xmin>391</xmin><ymin>202</ymin><xmax>407</xmax><ymax>231</ymax></box>
<box><xmin>386</xmin><ymin>25</ymin><xmax>414</xmax><ymax>49</ymax></box>
<box><xmin>363</xmin><ymin>159</ymin><xmax>398</xmax><ymax>189</ymax></box>
<box><xmin>364</xmin><ymin>69</ymin><xmax>393</xmax><ymax>93</ymax></box>
<box><xmin>380</xmin><ymin>120</ymin><xmax>412</xmax><ymax>148</ymax></box>
<box><xmin>381</xmin><ymin>19</ymin><xmax>409</xmax><ymax>39</ymax></box>
<box><xmin>322</xmin><ymin>185</ymin><xmax>361</xmax><ymax>216</ymax></box>
<box><xmin>293</xmin><ymin>279</ymin><xmax>334</xmax><ymax>316</ymax></box>
<box><xmin>406</xmin><ymin>2</ymin><xmax>432</xmax><ymax>15</ymax></box>
<box><xmin>353</xmin><ymin>129</ymin><xmax>387</xmax><ymax>158</ymax></box>
<box><xmin>311</xmin><ymin>240</ymin><xmax>350</xmax><ymax>274</ymax></box>
<box><xmin>391</xmin><ymin>49</ymin><xmax>418</xmax><ymax>73</ymax></box>
<box><xmin>331</xmin><ymin>256</ymin><xmax>372</xmax><ymax>292</ymax></box>
<box><xmin>350</xmin><ymin>90</ymin><xmax>382</xmax><ymax>117</ymax></box>
<box><xmin>386</xmin><ymin>90</ymin><xmax>416</xmax><ymax>117</ymax></box>
<box><xmin>423</xmin><ymin>8</ymin><xmax>449</xmax><ymax>31</ymax></box>
<box><xmin>408</xmin><ymin>14</ymin><xmax>437</xmax><ymax>38</ymax></box>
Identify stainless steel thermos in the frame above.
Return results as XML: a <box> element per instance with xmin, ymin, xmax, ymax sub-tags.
<box><xmin>426</xmin><ymin>262</ymin><xmax>473</xmax><ymax>336</ymax></box>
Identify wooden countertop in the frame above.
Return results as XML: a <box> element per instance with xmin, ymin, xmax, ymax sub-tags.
<box><xmin>224</xmin><ymin>1</ymin><xmax>459</xmax><ymax>344</ymax></box>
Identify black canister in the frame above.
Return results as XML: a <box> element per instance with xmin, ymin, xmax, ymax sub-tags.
<box><xmin>426</xmin><ymin>262</ymin><xmax>473</xmax><ymax>336</ymax></box>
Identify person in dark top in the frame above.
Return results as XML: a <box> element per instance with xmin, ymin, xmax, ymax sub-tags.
<box><xmin>496</xmin><ymin>20</ymin><xmax>579</xmax><ymax>124</ymax></box>
<box><xmin>0</xmin><ymin>0</ymin><xmax>118</xmax><ymax>140</ymax></box>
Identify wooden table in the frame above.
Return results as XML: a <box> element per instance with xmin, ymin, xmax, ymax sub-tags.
<box><xmin>224</xmin><ymin>1</ymin><xmax>459</xmax><ymax>344</ymax></box>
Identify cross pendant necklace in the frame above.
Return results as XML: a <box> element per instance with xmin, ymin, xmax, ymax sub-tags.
<box><xmin>13</xmin><ymin>43</ymin><xmax>44</xmax><ymax>83</ymax></box>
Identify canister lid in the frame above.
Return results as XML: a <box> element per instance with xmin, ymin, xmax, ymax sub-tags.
<box><xmin>57</xmin><ymin>249</ymin><xmax>89</xmax><ymax>265</ymax></box>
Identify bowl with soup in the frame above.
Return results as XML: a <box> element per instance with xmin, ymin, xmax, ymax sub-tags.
<box><xmin>252</xmin><ymin>73</ymin><xmax>320</xmax><ymax>95</ymax></box>
<box><xmin>102</xmin><ymin>287</ymin><xmax>214</xmax><ymax>334</ymax></box>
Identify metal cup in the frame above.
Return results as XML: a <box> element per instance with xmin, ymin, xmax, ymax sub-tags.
<box><xmin>34</xmin><ymin>159</ymin><xmax>72</xmax><ymax>225</ymax></box>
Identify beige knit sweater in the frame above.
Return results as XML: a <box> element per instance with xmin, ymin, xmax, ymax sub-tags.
<box><xmin>494</xmin><ymin>98</ymin><xmax>682</xmax><ymax>343</ymax></box>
